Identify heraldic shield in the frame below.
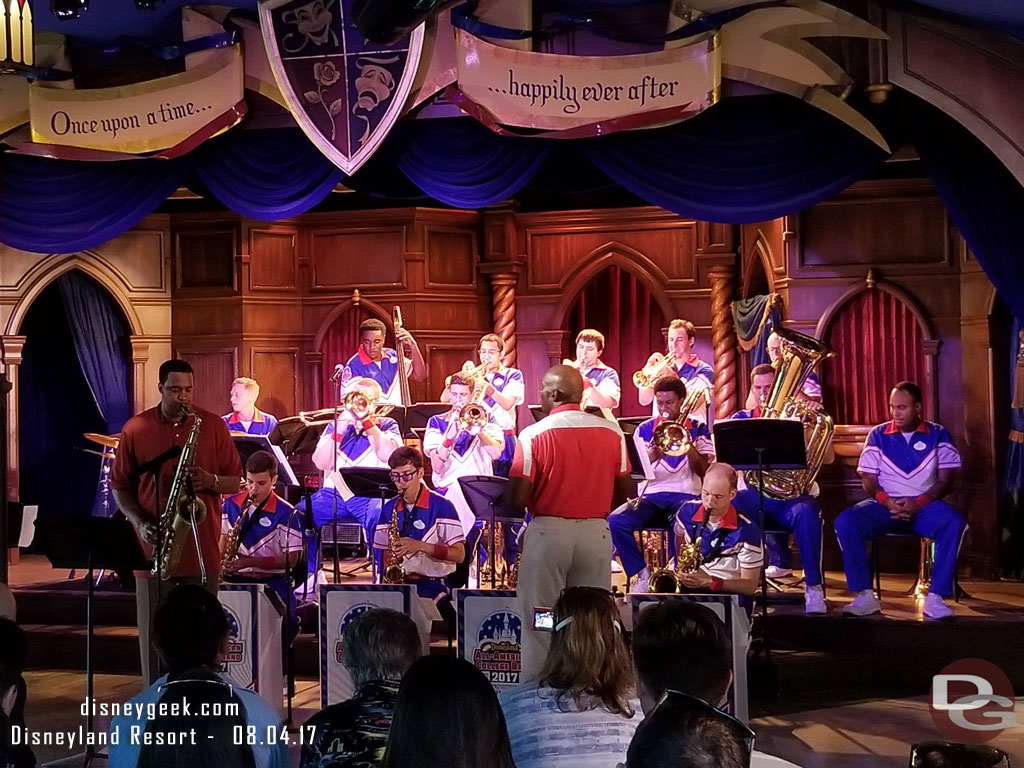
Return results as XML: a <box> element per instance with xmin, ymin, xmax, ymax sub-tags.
<box><xmin>259</xmin><ymin>0</ymin><xmax>424</xmax><ymax>175</ymax></box>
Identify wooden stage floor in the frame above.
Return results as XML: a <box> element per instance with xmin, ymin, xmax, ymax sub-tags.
<box><xmin>8</xmin><ymin>554</ymin><xmax>1024</xmax><ymax>767</ymax></box>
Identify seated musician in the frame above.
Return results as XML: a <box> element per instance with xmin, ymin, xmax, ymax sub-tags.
<box><xmin>222</xmin><ymin>377</ymin><xmax>279</xmax><ymax>435</ymax></box>
<box><xmin>308</xmin><ymin>378</ymin><xmax>402</xmax><ymax>544</ymax></box>
<box><xmin>441</xmin><ymin>333</ymin><xmax>524</xmax><ymax>478</ymax></box>
<box><xmin>566</xmin><ymin>329</ymin><xmax>620</xmax><ymax>411</ymax></box>
<box><xmin>637</xmin><ymin>319</ymin><xmax>714</xmax><ymax>421</ymax></box>
<box><xmin>834</xmin><ymin>381</ymin><xmax>965</xmax><ymax>620</ymax></box>
<box><xmin>341</xmin><ymin>318</ymin><xmax>426</xmax><ymax>406</ymax></box>
<box><xmin>672</xmin><ymin>463</ymin><xmax>764</xmax><ymax>615</ymax></box>
<box><xmin>609</xmin><ymin>376</ymin><xmax>713</xmax><ymax>592</ymax></box>
<box><xmin>372</xmin><ymin>447</ymin><xmax>466</xmax><ymax>638</ymax></box>
<box><xmin>424</xmin><ymin>373</ymin><xmax>505</xmax><ymax>583</ymax></box>
<box><xmin>745</xmin><ymin>330</ymin><xmax>822</xmax><ymax>410</ymax></box>
<box><xmin>732</xmin><ymin>364</ymin><xmax>829</xmax><ymax>615</ymax></box>
<box><xmin>220</xmin><ymin>450</ymin><xmax>304</xmax><ymax>619</ymax></box>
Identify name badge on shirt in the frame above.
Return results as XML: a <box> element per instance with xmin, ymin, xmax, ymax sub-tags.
<box><xmin>259</xmin><ymin>517</ymin><xmax>272</xmax><ymax>527</ymax></box>
<box><xmin>413</xmin><ymin>520</ymin><xmax>426</xmax><ymax>530</ymax></box>
<box><xmin>913</xmin><ymin>441</ymin><xmax>927</xmax><ymax>451</ymax></box>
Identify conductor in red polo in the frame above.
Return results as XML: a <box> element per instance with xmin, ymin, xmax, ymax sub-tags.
<box><xmin>503</xmin><ymin>364</ymin><xmax>632</xmax><ymax>680</ymax></box>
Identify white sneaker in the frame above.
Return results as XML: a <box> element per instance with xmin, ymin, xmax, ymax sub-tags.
<box><xmin>631</xmin><ymin>567</ymin><xmax>651</xmax><ymax>594</ymax></box>
<box><xmin>805</xmin><ymin>586</ymin><xmax>827</xmax><ymax>615</ymax></box>
<box><xmin>765</xmin><ymin>566</ymin><xmax>794</xmax><ymax>579</ymax></box>
<box><xmin>923</xmin><ymin>592</ymin><xmax>955</xmax><ymax>620</ymax></box>
<box><xmin>611</xmin><ymin>559</ymin><xmax>623</xmax><ymax>574</ymax></box>
<box><xmin>842</xmin><ymin>590</ymin><xmax>882</xmax><ymax>616</ymax></box>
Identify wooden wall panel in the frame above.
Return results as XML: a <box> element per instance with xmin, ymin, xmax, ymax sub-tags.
<box><xmin>310</xmin><ymin>229</ymin><xmax>406</xmax><ymax>289</ymax></box>
<box><xmin>526</xmin><ymin>225</ymin><xmax>696</xmax><ymax>289</ymax></box>
<box><xmin>426</xmin><ymin>229</ymin><xmax>476</xmax><ymax>287</ymax></box>
<box><xmin>250</xmin><ymin>348</ymin><xmax>299</xmax><ymax>416</ymax></box>
<box><xmin>175</xmin><ymin>229</ymin><xmax>237</xmax><ymax>292</ymax></box>
<box><xmin>250</xmin><ymin>230</ymin><xmax>297</xmax><ymax>290</ymax></box>
<box><xmin>425</xmin><ymin>343</ymin><xmax>479</xmax><ymax>403</ymax></box>
<box><xmin>176</xmin><ymin>348</ymin><xmax>238</xmax><ymax>416</ymax></box>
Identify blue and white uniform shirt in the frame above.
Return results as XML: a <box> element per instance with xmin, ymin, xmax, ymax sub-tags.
<box><xmin>581</xmin><ymin>362</ymin><xmax>621</xmax><ymax>410</ymax></box>
<box><xmin>634</xmin><ymin>417</ymin><xmax>714</xmax><ymax>495</ymax></box>
<box><xmin>803</xmin><ymin>370</ymin><xmax>822</xmax><ymax>401</ymax></box>
<box><xmin>423</xmin><ymin>411</ymin><xmax>504</xmax><ymax>535</ymax></box>
<box><xmin>312</xmin><ymin>417</ymin><xmax>402</xmax><ymax>491</ymax></box>
<box><xmin>650</xmin><ymin>354</ymin><xmax>714</xmax><ymax>419</ymax></box>
<box><xmin>858</xmin><ymin>420</ymin><xmax>961</xmax><ymax>497</ymax></box>
<box><xmin>342</xmin><ymin>347</ymin><xmax>410</xmax><ymax>406</ymax></box>
<box><xmin>222</xmin><ymin>408</ymin><xmax>279</xmax><ymax>436</ymax></box>
<box><xmin>674</xmin><ymin>501</ymin><xmax>764</xmax><ymax>582</ymax></box>
<box><xmin>373</xmin><ymin>484</ymin><xmax>466</xmax><ymax>579</ymax></box>
<box><xmin>481</xmin><ymin>366</ymin><xmax>525</xmax><ymax>431</ymax></box>
<box><xmin>221</xmin><ymin>491</ymin><xmax>303</xmax><ymax>578</ymax></box>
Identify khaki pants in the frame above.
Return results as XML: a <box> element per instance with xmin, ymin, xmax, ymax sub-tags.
<box><xmin>516</xmin><ymin>517</ymin><xmax>612</xmax><ymax>682</ymax></box>
<box><xmin>136</xmin><ymin>576</ymin><xmax>218</xmax><ymax>685</ymax></box>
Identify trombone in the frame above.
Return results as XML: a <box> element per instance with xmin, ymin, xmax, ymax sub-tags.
<box><xmin>299</xmin><ymin>391</ymin><xmax>395</xmax><ymax>426</ymax></box>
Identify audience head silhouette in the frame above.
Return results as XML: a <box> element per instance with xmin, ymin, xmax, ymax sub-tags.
<box><xmin>539</xmin><ymin>585</ymin><xmax>634</xmax><ymax>717</ymax></box>
<box><xmin>382</xmin><ymin>656</ymin><xmax>515</xmax><ymax>768</ymax></box>
<box><xmin>626</xmin><ymin>692</ymin><xmax>750</xmax><ymax>768</ymax></box>
<box><xmin>342</xmin><ymin>608</ymin><xmax>421</xmax><ymax>687</ymax></box>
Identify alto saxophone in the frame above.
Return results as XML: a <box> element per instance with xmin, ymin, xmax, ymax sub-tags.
<box><xmin>153</xmin><ymin>407</ymin><xmax>207</xmax><ymax>579</ymax></box>
<box><xmin>382</xmin><ymin>503</ymin><xmax>405</xmax><ymax>584</ymax></box>
<box><xmin>219</xmin><ymin>493</ymin><xmax>253</xmax><ymax>580</ymax></box>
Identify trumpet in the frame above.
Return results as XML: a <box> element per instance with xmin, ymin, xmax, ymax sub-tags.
<box><xmin>445</xmin><ymin>362</ymin><xmax>489</xmax><ymax>392</ymax></box>
<box><xmin>562</xmin><ymin>357</ymin><xmax>584</xmax><ymax>371</ymax></box>
<box><xmin>633</xmin><ymin>353</ymin><xmax>677</xmax><ymax>389</ymax></box>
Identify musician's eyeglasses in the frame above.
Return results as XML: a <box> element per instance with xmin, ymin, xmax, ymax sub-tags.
<box><xmin>652</xmin><ymin>690</ymin><xmax>755</xmax><ymax>753</ymax></box>
<box><xmin>389</xmin><ymin>470</ymin><xmax>418</xmax><ymax>482</ymax></box>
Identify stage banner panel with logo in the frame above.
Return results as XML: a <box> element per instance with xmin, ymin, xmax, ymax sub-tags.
<box><xmin>629</xmin><ymin>593</ymin><xmax>749</xmax><ymax>723</ymax></box>
<box><xmin>219</xmin><ymin>584</ymin><xmax>285</xmax><ymax>718</ymax></box>
<box><xmin>454</xmin><ymin>29</ymin><xmax>719</xmax><ymax>133</ymax></box>
<box><xmin>456</xmin><ymin>589</ymin><xmax>522</xmax><ymax>690</ymax></box>
<box><xmin>320</xmin><ymin>584</ymin><xmax>413</xmax><ymax>707</ymax></box>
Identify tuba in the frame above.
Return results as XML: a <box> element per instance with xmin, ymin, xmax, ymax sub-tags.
<box><xmin>153</xmin><ymin>407</ymin><xmax>207</xmax><ymax>579</ymax></box>
<box><xmin>744</xmin><ymin>328</ymin><xmax>835</xmax><ymax>499</ymax></box>
<box><xmin>382</xmin><ymin>503</ymin><xmax>404</xmax><ymax>584</ymax></box>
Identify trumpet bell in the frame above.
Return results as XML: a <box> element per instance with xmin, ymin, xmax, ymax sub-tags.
<box><xmin>457</xmin><ymin>403</ymin><xmax>488</xmax><ymax>435</ymax></box>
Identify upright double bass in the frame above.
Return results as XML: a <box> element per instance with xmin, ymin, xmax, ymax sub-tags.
<box><xmin>393</xmin><ymin>305</ymin><xmax>412</xmax><ymax>407</ymax></box>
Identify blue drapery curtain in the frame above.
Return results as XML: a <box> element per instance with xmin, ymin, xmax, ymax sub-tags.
<box><xmin>18</xmin><ymin>282</ymin><xmax>109</xmax><ymax>520</ymax></box>
<box><xmin>0</xmin><ymin>93</ymin><xmax>891</xmax><ymax>252</ymax></box>
<box><xmin>56</xmin><ymin>271</ymin><xmax>132</xmax><ymax>434</ymax></box>
<box><xmin>579</xmin><ymin>95</ymin><xmax>889</xmax><ymax>224</ymax></box>
<box><xmin>732</xmin><ymin>294</ymin><xmax>781</xmax><ymax>368</ymax></box>
<box><xmin>191</xmin><ymin>127</ymin><xmax>343</xmax><ymax>220</ymax></box>
<box><xmin>391</xmin><ymin>118</ymin><xmax>552</xmax><ymax>209</ymax></box>
<box><xmin>0</xmin><ymin>153</ymin><xmax>186</xmax><ymax>253</ymax></box>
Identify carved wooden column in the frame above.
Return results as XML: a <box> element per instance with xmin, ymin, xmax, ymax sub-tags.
<box><xmin>708</xmin><ymin>266</ymin><xmax>738</xmax><ymax>420</ymax></box>
<box><xmin>480</xmin><ymin>265</ymin><xmax>521</xmax><ymax>367</ymax></box>
<box><xmin>1</xmin><ymin>336</ymin><xmax>26</xmax><ymax>504</ymax></box>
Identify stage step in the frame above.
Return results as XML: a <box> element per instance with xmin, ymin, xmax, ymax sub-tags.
<box><xmin>14</xmin><ymin>585</ymin><xmax>137</xmax><ymax>627</ymax></box>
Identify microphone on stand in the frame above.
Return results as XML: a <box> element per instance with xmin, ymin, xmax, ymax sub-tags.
<box><xmin>329</xmin><ymin>364</ymin><xmax>345</xmax><ymax>383</ymax></box>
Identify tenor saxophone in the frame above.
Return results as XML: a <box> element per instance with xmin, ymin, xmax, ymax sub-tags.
<box><xmin>382</xmin><ymin>503</ymin><xmax>405</xmax><ymax>584</ymax></box>
<box><xmin>153</xmin><ymin>407</ymin><xmax>207</xmax><ymax>579</ymax></box>
<box><xmin>219</xmin><ymin>493</ymin><xmax>252</xmax><ymax>581</ymax></box>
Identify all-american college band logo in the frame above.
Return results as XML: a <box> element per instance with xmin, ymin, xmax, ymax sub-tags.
<box><xmin>222</xmin><ymin>607</ymin><xmax>245</xmax><ymax>665</ymax></box>
<box><xmin>473</xmin><ymin>611</ymin><xmax>522</xmax><ymax>687</ymax></box>
<box><xmin>335</xmin><ymin>603</ymin><xmax>375</xmax><ymax>663</ymax></box>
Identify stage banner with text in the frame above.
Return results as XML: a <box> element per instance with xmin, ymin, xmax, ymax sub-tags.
<box><xmin>28</xmin><ymin>45</ymin><xmax>243</xmax><ymax>155</ymax></box>
<box><xmin>456</xmin><ymin>589</ymin><xmax>522</xmax><ymax>691</ymax></box>
<box><xmin>320</xmin><ymin>584</ymin><xmax>413</xmax><ymax>707</ymax></box>
<box><xmin>454</xmin><ymin>28</ymin><xmax>720</xmax><ymax>134</ymax></box>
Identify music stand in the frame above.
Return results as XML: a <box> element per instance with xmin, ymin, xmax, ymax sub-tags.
<box><xmin>231</xmin><ymin>433</ymin><xmax>299</xmax><ymax>486</ymax></box>
<box><xmin>617</xmin><ymin>419</ymin><xmax>648</xmax><ymax>481</ymax></box>
<box><xmin>712</xmin><ymin>418</ymin><xmax>805</xmax><ymax>699</ymax></box>
<box><xmin>269</xmin><ymin>417</ymin><xmax>325</xmax><ymax>457</ymax></box>
<box><xmin>35</xmin><ymin>515</ymin><xmax>148</xmax><ymax>767</ymax></box>
<box><xmin>458</xmin><ymin>475</ymin><xmax>525</xmax><ymax>589</ymax></box>
<box><xmin>338</xmin><ymin>468</ymin><xmax>398</xmax><ymax>580</ymax></box>
<box><xmin>404</xmin><ymin>402</ymin><xmax>448</xmax><ymax>439</ymax></box>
